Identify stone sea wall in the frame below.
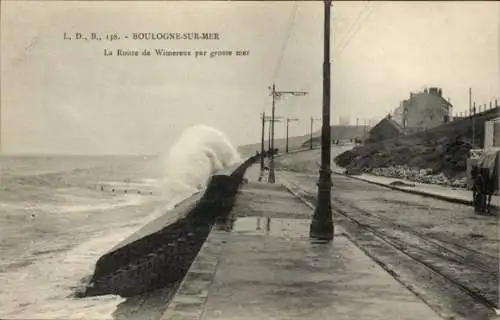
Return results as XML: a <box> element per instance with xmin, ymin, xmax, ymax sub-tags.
<box><xmin>80</xmin><ymin>154</ymin><xmax>259</xmax><ymax>298</ymax></box>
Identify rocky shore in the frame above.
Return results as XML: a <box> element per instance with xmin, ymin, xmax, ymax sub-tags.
<box><xmin>368</xmin><ymin>165</ymin><xmax>468</xmax><ymax>189</ymax></box>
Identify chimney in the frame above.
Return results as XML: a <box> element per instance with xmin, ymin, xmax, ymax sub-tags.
<box><xmin>428</xmin><ymin>87</ymin><xmax>441</xmax><ymax>96</ymax></box>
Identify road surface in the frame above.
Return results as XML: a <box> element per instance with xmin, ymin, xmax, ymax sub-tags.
<box><xmin>274</xmin><ymin>149</ymin><xmax>499</xmax><ymax>320</ymax></box>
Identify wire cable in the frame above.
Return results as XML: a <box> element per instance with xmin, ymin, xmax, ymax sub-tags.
<box><xmin>334</xmin><ymin>1</ymin><xmax>370</xmax><ymax>53</ymax></box>
<box><xmin>272</xmin><ymin>1</ymin><xmax>298</xmax><ymax>82</ymax></box>
<box><xmin>335</xmin><ymin>3</ymin><xmax>375</xmax><ymax>60</ymax></box>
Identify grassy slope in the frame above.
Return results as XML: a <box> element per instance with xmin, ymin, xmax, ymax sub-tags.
<box><xmin>239</xmin><ymin>125</ymin><xmax>370</xmax><ymax>157</ymax></box>
<box><xmin>237</xmin><ymin>134</ymin><xmax>311</xmax><ymax>157</ymax></box>
<box><xmin>334</xmin><ymin>108</ymin><xmax>499</xmax><ymax>179</ymax></box>
<box><xmin>302</xmin><ymin>125</ymin><xmax>371</xmax><ymax>147</ymax></box>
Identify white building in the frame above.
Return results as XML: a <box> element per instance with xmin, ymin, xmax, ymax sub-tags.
<box><xmin>392</xmin><ymin>87</ymin><xmax>453</xmax><ymax>134</ymax></box>
<box><xmin>484</xmin><ymin>117</ymin><xmax>500</xmax><ymax>148</ymax></box>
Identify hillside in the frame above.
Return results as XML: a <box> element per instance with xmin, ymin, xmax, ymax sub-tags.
<box><xmin>302</xmin><ymin>125</ymin><xmax>371</xmax><ymax>148</ymax></box>
<box><xmin>238</xmin><ymin>125</ymin><xmax>370</xmax><ymax>157</ymax></box>
<box><xmin>334</xmin><ymin>108</ymin><xmax>499</xmax><ymax>184</ymax></box>
<box><xmin>237</xmin><ymin>133</ymin><xmax>310</xmax><ymax>157</ymax></box>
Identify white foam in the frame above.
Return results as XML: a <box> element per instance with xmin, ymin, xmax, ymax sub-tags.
<box><xmin>0</xmin><ymin>225</ymin><xmax>133</xmax><ymax>318</ymax></box>
<box><xmin>0</xmin><ymin>125</ymin><xmax>241</xmax><ymax>318</ymax></box>
<box><xmin>160</xmin><ymin>125</ymin><xmax>241</xmax><ymax>192</ymax></box>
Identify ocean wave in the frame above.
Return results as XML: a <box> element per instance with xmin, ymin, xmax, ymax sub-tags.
<box><xmin>0</xmin><ymin>125</ymin><xmax>241</xmax><ymax>318</ymax></box>
<box><xmin>160</xmin><ymin>124</ymin><xmax>241</xmax><ymax>194</ymax></box>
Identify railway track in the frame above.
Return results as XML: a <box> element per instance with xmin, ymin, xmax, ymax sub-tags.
<box><xmin>280</xmin><ymin>175</ymin><xmax>500</xmax><ymax>320</ymax></box>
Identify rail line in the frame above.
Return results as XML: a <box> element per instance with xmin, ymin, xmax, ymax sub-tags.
<box><xmin>281</xmin><ymin>176</ymin><xmax>499</xmax><ymax>319</ymax></box>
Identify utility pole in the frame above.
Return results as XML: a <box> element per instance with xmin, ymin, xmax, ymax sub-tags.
<box><xmin>310</xmin><ymin>117</ymin><xmax>321</xmax><ymax>150</ymax></box>
<box><xmin>270</xmin><ymin>83</ymin><xmax>277</xmax><ymax>184</ymax></box>
<box><xmin>268</xmin><ymin>118</ymin><xmax>272</xmax><ymax>152</ymax></box>
<box><xmin>363</xmin><ymin>119</ymin><xmax>367</xmax><ymax>141</ymax></box>
<box><xmin>286</xmin><ymin>117</ymin><xmax>299</xmax><ymax>153</ymax></box>
<box><xmin>472</xmin><ymin>100</ymin><xmax>476</xmax><ymax>147</ymax></box>
<box><xmin>264</xmin><ymin>115</ymin><xmax>282</xmax><ymax>166</ymax></box>
<box><xmin>260</xmin><ymin>112</ymin><xmax>265</xmax><ymax>172</ymax></box>
<box><xmin>268</xmin><ymin>84</ymin><xmax>307</xmax><ymax>183</ymax></box>
<box><xmin>310</xmin><ymin>0</ymin><xmax>333</xmax><ymax>241</ymax></box>
<box><xmin>469</xmin><ymin>88</ymin><xmax>472</xmax><ymax>115</ymax></box>
<box><xmin>310</xmin><ymin>117</ymin><xmax>313</xmax><ymax>149</ymax></box>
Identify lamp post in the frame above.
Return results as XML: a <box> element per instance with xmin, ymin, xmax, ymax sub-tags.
<box><xmin>286</xmin><ymin>117</ymin><xmax>299</xmax><ymax>153</ymax></box>
<box><xmin>268</xmin><ymin>84</ymin><xmax>307</xmax><ymax>183</ymax></box>
<box><xmin>310</xmin><ymin>0</ymin><xmax>333</xmax><ymax>241</ymax></box>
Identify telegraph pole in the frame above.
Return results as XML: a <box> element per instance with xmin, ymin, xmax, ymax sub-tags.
<box><xmin>363</xmin><ymin>119</ymin><xmax>367</xmax><ymax>140</ymax></box>
<box><xmin>286</xmin><ymin>117</ymin><xmax>299</xmax><ymax>153</ymax></box>
<box><xmin>309</xmin><ymin>117</ymin><xmax>321</xmax><ymax>150</ymax></box>
<box><xmin>472</xmin><ymin>100</ymin><xmax>476</xmax><ymax>147</ymax></box>
<box><xmin>469</xmin><ymin>87</ymin><xmax>472</xmax><ymax>115</ymax></box>
<box><xmin>268</xmin><ymin>84</ymin><xmax>307</xmax><ymax>183</ymax></box>
<box><xmin>270</xmin><ymin>83</ymin><xmax>277</xmax><ymax>184</ymax></box>
<box><xmin>264</xmin><ymin>116</ymin><xmax>282</xmax><ymax>164</ymax></box>
<box><xmin>310</xmin><ymin>117</ymin><xmax>313</xmax><ymax>149</ymax></box>
<box><xmin>260</xmin><ymin>112</ymin><xmax>265</xmax><ymax>172</ymax></box>
<box><xmin>268</xmin><ymin>118</ymin><xmax>272</xmax><ymax>152</ymax></box>
<box><xmin>310</xmin><ymin>0</ymin><xmax>333</xmax><ymax>241</ymax></box>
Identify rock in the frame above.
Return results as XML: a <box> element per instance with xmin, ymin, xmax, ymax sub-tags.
<box><xmin>364</xmin><ymin>164</ymin><xmax>469</xmax><ymax>189</ymax></box>
<box><xmin>390</xmin><ymin>181</ymin><xmax>415</xmax><ymax>187</ymax></box>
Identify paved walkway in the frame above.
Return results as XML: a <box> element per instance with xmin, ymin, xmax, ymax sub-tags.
<box><xmin>161</xmin><ymin>165</ymin><xmax>442</xmax><ymax>320</ymax></box>
<box><xmin>332</xmin><ymin>168</ymin><xmax>499</xmax><ymax>209</ymax></box>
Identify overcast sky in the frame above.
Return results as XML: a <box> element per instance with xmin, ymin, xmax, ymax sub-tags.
<box><xmin>1</xmin><ymin>1</ymin><xmax>499</xmax><ymax>154</ymax></box>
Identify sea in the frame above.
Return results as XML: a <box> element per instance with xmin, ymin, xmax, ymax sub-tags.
<box><xmin>0</xmin><ymin>154</ymin><xmax>199</xmax><ymax>319</ymax></box>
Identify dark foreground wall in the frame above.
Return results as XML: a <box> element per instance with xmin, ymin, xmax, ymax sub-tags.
<box><xmin>81</xmin><ymin>155</ymin><xmax>258</xmax><ymax>298</ymax></box>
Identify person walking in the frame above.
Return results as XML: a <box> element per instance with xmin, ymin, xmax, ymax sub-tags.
<box><xmin>483</xmin><ymin>167</ymin><xmax>495</xmax><ymax>214</ymax></box>
<box><xmin>473</xmin><ymin>166</ymin><xmax>485</xmax><ymax>214</ymax></box>
<box><xmin>471</xmin><ymin>166</ymin><xmax>479</xmax><ymax>211</ymax></box>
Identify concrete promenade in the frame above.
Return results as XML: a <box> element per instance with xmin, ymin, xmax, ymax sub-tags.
<box><xmin>161</xmin><ymin>165</ymin><xmax>441</xmax><ymax>320</ymax></box>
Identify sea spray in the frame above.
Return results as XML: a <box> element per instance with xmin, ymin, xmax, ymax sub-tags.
<box><xmin>76</xmin><ymin>126</ymin><xmax>243</xmax><ymax>298</ymax></box>
<box><xmin>160</xmin><ymin>125</ymin><xmax>241</xmax><ymax>193</ymax></box>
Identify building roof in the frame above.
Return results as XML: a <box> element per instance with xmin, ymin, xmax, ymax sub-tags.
<box><xmin>369</xmin><ymin>117</ymin><xmax>404</xmax><ymax>136</ymax></box>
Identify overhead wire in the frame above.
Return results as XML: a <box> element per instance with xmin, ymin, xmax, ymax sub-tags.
<box><xmin>297</xmin><ymin>1</ymin><xmax>375</xmax><ymax>123</ymax></box>
<box><xmin>267</xmin><ymin>2</ymin><xmax>376</xmax><ymax>121</ymax></box>
<box><xmin>335</xmin><ymin>2</ymin><xmax>375</xmax><ymax>60</ymax></box>
<box><xmin>300</xmin><ymin>2</ymin><xmax>371</xmax><ymax>98</ymax></box>
<box><xmin>333</xmin><ymin>2</ymin><xmax>370</xmax><ymax>54</ymax></box>
<box><xmin>272</xmin><ymin>1</ymin><xmax>298</xmax><ymax>83</ymax></box>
